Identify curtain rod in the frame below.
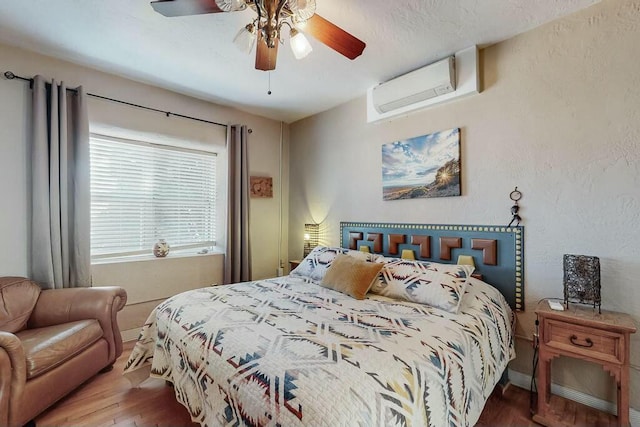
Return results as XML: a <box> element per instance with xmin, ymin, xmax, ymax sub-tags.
<box><xmin>3</xmin><ymin>71</ymin><xmax>228</xmax><ymax>129</ymax></box>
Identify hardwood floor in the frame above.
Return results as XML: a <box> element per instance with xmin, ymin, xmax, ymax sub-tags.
<box><xmin>36</xmin><ymin>341</ymin><xmax>197</xmax><ymax>427</ymax></box>
<box><xmin>35</xmin><ymin>341</ymin><xmax>615</xmax><ymax>426</ymax></box>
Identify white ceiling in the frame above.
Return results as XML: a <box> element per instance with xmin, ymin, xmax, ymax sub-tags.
<box><xmin>0</xmin><ymin>0</ymin><xmax>599</xmax><ymax>123</ymax></box>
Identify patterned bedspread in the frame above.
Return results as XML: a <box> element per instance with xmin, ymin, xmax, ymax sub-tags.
<box><xmin>124</xmin><ymin>276</ymin><xmax>515</xmax><ymax>427</ymax></box>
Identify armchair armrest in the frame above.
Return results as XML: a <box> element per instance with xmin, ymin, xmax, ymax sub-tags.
<box><xmin>0</xmin><ymin>332</ymin><xmax>26</xmax><ymax>427</ymax></box>
<box><xmin>29</xmin><ymin>287</ymin><xmax>127</xmax><ymax>362</ymax></box>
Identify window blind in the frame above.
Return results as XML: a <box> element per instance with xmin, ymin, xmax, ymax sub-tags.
<box><xmin>90</xmin><ymin>134</ymin><xmax>217</xmax><ymax>259</ymax></box>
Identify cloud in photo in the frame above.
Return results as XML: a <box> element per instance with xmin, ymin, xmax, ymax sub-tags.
<box><xmin>382</xmin><ymin>128</ymin><xmax>460</xmax><ymax>187</ymax></box>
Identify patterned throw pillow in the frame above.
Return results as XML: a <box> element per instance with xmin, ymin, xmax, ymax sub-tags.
<box><xmin>290</xmin><ymin>246</ymin><xmax>382</xmax><ymax>283</ymax></box>
<box><xmin>372</xmin><ymin>259</ymin><xmax>474</xmax><ymax>313</ymax></box>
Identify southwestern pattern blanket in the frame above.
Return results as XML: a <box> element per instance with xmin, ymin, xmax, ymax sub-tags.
<box><xmin>124</xmin><ymin>276</ymin><xmax>514</xmax><ymax>426</ymax></box>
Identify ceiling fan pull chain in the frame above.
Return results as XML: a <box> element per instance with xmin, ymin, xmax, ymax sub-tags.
<box><xmin>268</xmin><ymin>71</ymin><xmax>272</xmax><ymax>95</ymax></box>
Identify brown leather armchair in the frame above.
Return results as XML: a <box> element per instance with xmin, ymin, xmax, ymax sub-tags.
<box><xmin>0</xmin><ymin>277</ymin><xmax>127</xmax><ymax>427</ymax></box>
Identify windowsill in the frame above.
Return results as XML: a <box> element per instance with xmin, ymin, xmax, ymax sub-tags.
<box><xmin>91</xmin><ymin>248</ymin><xmax>224</xmax><ymax>265</ymax></box>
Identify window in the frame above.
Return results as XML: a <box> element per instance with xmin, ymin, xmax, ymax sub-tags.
<box><xmin>90</xmin><ymin>134</ymin><xmax>217</xmax><ymax>259</ymax></box>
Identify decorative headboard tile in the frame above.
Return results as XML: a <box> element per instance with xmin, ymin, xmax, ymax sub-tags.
<box><xmin>340</xmin><ymin>222</ymin><xmax>525</xmax><ymax>311</ymax></box>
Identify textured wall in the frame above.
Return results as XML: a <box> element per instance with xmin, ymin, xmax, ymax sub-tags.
<box><xmin>93</xmin><ymin>254</ymin><xmax>223</xmax><ymax>340</ymax></box>
<box><xmin>289</xmin><ymin>0</ymin><xmax>640</xmax><ymax>408</ymax></box>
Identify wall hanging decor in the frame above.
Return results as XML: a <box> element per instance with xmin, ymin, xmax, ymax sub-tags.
<box><xmin>508</xmin><ymin>186</ymin><xmax>522</xmax><ymax>226</ymax></box>
<box><xmin>382</xmin><ymin>128</ymin><xmax>461</xmax><ymax>200</ymax></box>
<box><xmin>250</xmin><ymin>176</ymin><xmax>273</xmax><ymax>198</ymax></box>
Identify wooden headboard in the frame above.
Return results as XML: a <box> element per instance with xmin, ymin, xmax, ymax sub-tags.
<box><xmin>340</xmin><ymin>222</ymin><xmax>525</xmax><ymax>311</ymax></box>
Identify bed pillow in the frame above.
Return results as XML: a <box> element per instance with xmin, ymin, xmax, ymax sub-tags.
<box><xmin>290</xmin><ymin>246</ymin><xmax>382</xmax><ymax>283</ymax></box>
<box><xmin>320</xmin><ymin>254</ymin><xmax>384</xmax><ymax>299</ymax></box>
<box><xmin>373</xmin><ymin>259</ymin><xmax>474</xmax><ymax>313</ymax></box>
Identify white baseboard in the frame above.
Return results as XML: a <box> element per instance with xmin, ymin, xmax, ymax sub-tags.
<box><xmin>508</xmin><ymin>369</ymin><xmax>640</xmax><ymax>427</ymax></box>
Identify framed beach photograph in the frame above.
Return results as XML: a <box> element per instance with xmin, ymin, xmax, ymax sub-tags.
<box><xmin>382</xmin><ymin>128</ymin><xmax>461</xmax><ymax>200</ymax></box>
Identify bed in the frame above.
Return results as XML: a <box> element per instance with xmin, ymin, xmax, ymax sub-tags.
<box><xmin>124</xmin><ymin>222</ymin><xmax>524</xmax><ymax>426</ymax></box>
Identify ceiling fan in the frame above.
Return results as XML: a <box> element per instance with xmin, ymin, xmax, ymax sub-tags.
<box><xmin>150</xmin><ymin>0</ymin><xmax>366</xmax><ymax>71</ymax></box>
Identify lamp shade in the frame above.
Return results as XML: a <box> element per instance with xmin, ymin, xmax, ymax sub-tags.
<box><xmin>289</xmin><ymin>28</ymin><xmax>312</xmax><ymax>59</ymax></box>
<box><xmin>233</xmin><ymin>24</ymin><xmax>256</xmax><ymax>54</ymax></box>
<box><xmin>563</xmin><ymin>254</ymin><xmax>601</xmax><ymax>312</ymax></box>
<box><xmin>303</xmin><ymin>223</ymin><xmax>319</xmax><ymax>257</ymax></box>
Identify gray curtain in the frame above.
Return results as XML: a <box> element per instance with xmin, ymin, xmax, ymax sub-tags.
<box><xmin>30</xmin><ymin>75</ymin><xmax>91</xmax><ymax>289</ymax></box>
<box><xmin>224</xmin><ymin>125</ymin><xmax>251</xmax><ymax>284</ymax></box>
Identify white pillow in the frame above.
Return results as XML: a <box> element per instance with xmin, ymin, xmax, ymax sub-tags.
<box><xmin>372</xmin><ymin>258</ymin><xmax>474</xmax><ymax>313</ymax></box>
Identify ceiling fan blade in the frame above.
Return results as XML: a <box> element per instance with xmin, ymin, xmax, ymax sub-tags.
<box><xmin>303</xmin><ymin>14</ymin><xmax>366</xmax><ymax>60</ymax></box>
<box><xmin>151</xmin><ymin>0</ymin><xmax>223</xmax><ymax>17</ymax></box>
<box><xmin>255</xmin><ymin>34</ymin><xmax>279</xmax><ymax>71</ymax></box>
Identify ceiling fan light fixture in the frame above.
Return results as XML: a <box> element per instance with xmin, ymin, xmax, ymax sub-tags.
<box><xmin>289</xmin><ymin>28</ymin><xmax>312</xmax><ymax>59</ymax></box>
<box><xmin>215</xmin><ymin>0</ymin><xmax>248</xmax><ymax>12</ymax></box>
<box><xmin>150</xmin><ymin>0</ymin><xmax>365</xmax><ymax>71</ymax></box>
<box><xmin>233</xmin><ymin>23</ymin><xmax>257</xmax><ymax>54</ymax></box>
<box><xmin>287</xmin><ymin>0</ymin><xmax>316</xmax><ymax>21</ymax></box>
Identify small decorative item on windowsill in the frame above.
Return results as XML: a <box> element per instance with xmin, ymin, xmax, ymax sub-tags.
<box><xmin>563</xmin><ymin>254</ymin><xmax>601</xmax><ymax>313</ymax></box>
<box><xmin>153</xmin><ymin>239</ymin><xmax>170</xmax><ymax>258</ymax></box>
<box><xmin>303</xmin><ymin>223</ymin><xmax>319</xmax><ymax>257</ymax></box>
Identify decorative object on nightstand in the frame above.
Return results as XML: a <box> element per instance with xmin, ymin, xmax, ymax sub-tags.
<box><xmin>533</xmin><ymin>301</ymin><xmax>636</xmax><ymax>427</ymax></box>
<box><xmin>153</xmin><ymin>239</ymin><xmax>170</xmax><ymax>257</ymax></box>
<box><xmin>563</xmin><ymin>254</ymin><xmax>601</xmax><ymax>313</ymax></box>
<box><xmin>303</xmin><ymin>223</ymin><xmax>319</xmax><ymax>257</ymax></box>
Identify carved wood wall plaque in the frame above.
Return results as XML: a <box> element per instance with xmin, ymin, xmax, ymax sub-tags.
<box><xmin>249</xmin><ymin>176</ymin><xmax>273</xmax><ymax>198</ymax></box>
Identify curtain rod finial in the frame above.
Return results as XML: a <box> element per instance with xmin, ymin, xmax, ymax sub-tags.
<box><xmin>4</xmin><ymin>71</ymin><xmax>15</xmax><ymax>80</ymax></box>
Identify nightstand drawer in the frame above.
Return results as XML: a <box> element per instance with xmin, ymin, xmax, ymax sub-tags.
<box><xmin>544</xmin><ymin>319</ymin><xmax>623</xmax><ymax>363</ymax></box>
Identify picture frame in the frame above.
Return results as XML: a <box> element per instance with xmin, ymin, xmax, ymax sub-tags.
<box><xmin>250</xmin><ymin>176</ymin><xmax>273</xmax><ymax>198</ymax></box>
<box><xmin>382</xmin><ymin>128</ymin><xmax>461</xmax><ymax>200</ymax></box>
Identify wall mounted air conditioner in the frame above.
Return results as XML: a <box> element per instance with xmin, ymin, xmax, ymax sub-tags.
<box><xmin>367</xmin><ymin>46</ymin><xmax>479</xmax><ymax>123</ymax></box>
<box><xmin>371</xmin><ymin>56</ymin><xmax>456</xmax><ymax>114</ymax></box>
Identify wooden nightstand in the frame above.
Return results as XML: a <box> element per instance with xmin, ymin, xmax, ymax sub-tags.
<box><xmin>289</xmin><ymin>260</ymin><xmax>301</xmax><ymax>272</ymax></box>
<box><xmin>534</xmin><ymin>301</ymin><xmax>636</xmax><ymax>427</ymax></box>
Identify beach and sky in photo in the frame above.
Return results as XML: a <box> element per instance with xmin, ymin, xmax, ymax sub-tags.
<box><xmin>382</xmin><ymin>128</ymin><xmax>460</xmax><ymax>200</ymax></box>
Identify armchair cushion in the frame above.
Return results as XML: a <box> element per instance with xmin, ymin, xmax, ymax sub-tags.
<box><xmin>29</xmin><ymin>286</ymin><xmax>127</xmax><ymax>363</ymax></box>
<box><xmin>16</xmin><ymin>320</ymin><xmax>102</xmax><ymax>379</ymax></box>
<box><xmin>0</xmin><ymin>277</ymin><xmax>41</xmax><ymax>333</ymax></box>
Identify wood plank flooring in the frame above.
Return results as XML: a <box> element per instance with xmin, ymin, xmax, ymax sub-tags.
<box><xmin>35</xmin><ymin>341</ymin><xmax>615</xmax><ymax>426</ymax></box>
<box><xmin>35</xmin><ymin>341</ymin><xmax>197</xmax><ymax>427</ymax></box>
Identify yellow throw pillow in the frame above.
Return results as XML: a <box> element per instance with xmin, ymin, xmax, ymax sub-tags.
<box><xmin>320</xmin><ymin>254</ymin><xmax>384</xmax><ymax>300</ymax></box>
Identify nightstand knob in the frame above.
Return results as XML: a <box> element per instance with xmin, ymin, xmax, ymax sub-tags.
<box><xmin>570</xmin><ymin>334</ymin><xmax>593</xmax><ymax>348</ymax></box>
